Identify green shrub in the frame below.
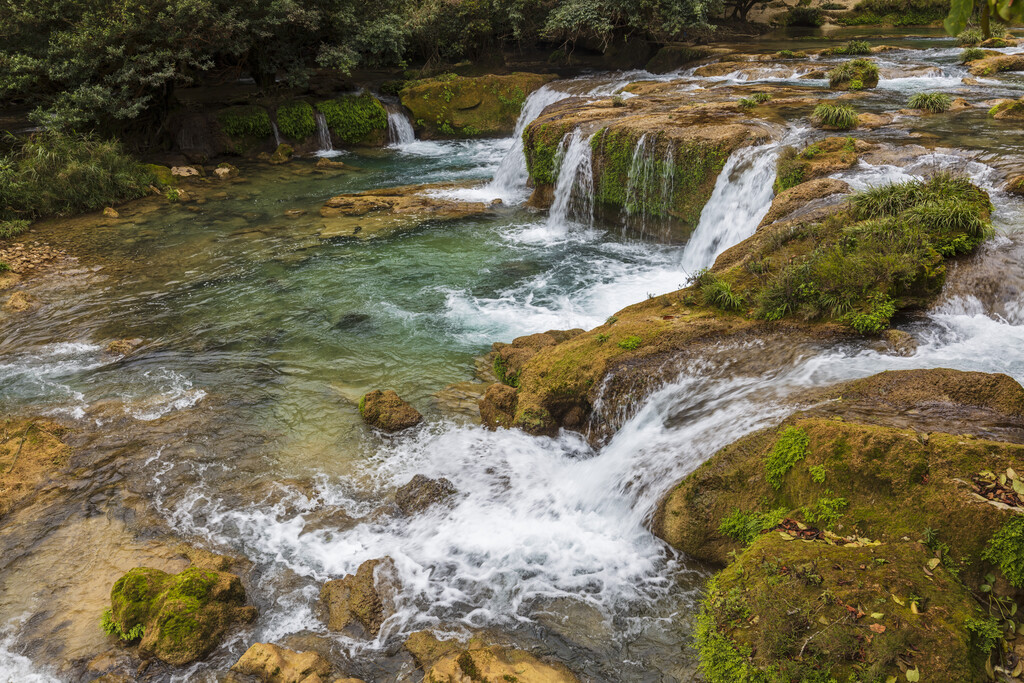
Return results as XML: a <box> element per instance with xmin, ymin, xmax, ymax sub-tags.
<box><xmin>0</xmin><ymin>132</ymin><xmax>152</xmax><ymax>227</ymax></box>
<box><xmin>719</xmin><ymin>507</ymin><xmax>787</xmax><ymax>545</ymax></box>
<box><xmin>845</xmin><ymin>293</ymin><xmax>896</xmax><ymax>333</ymax></box>
<box><xmin>275</xmin><ymin>101</ymin><xmax>316</xmax><ymax>141</ymax></box>
<box><xmin>315</xmin><ymin>94</ymin><xmax>388</xmax><ymax>145</ymax></box>
<box><xmin>617</xmin><ymin>335</ymin><xmax>643</xmax><ymax>350</ymax></box>
<box><xmin>838</xmin><ymin>0</ymin><xmax>948</xmax><ymax>24</ymax></box>
<box><xmin>960</xmin><ymin>47</ymin><xmax>986</xmax><ymax>63</ymax></box>
<box><xmin>765</xmin><ymin>427</ymin><xmax>809</xmax><ymax>489</ymax></box>
<box><xmin>956</xmin><ymin>27</ymin><xmax>984</xmax><ymax>46</ymax></box>
<box><xmin>811</xmin><ymin>103</ymin><xmax>859</xmax><ymax>129</ymax></box>
<box><xmin>782</xmin><ymin>6</ymin><xmax>824</xmax><ymax>25</ymax></box>
<box><xmin>828</xmin><ymin>59</ymin><xmax>879</xmax><ymax>89</ymax></box>
<box><xmin>217</xmin><ymin>105</ymin><xmax>272</xmax><ymax>138</ymax></box>
<box><xmin>965</xmin><ymin>616</ymin><xmax>1002</xmax><ymax>655</ymax></box>
<box><xmin>981</xmin><ymin>516</ymin><xmax>1024</xmax><ymax>588</ymax></box>
<box><xmin>908</xmin><ymin>92</ymin><xmax>951</xmax><ymax>113</ymax></box>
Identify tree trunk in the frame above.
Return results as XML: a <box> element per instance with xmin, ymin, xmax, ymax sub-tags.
<box><xmin>982</xmin><ymin>1</ymin><xmax>992</xmax><ymax>39</ymax></box>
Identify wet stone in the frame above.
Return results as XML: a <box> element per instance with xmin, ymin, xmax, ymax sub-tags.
<box><xmin>395</xmin><ymin>474</ymin><xmax>457</xmax><ymax>515</ymax></box>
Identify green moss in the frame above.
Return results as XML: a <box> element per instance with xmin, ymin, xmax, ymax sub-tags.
<box><xmin>217</xmin><ymin>105</ymin><xmax>272</xmax><ymax>139</ymax></box>
<box><xmin>981</xmin><ymin>516</ymin><xmax>1024</xmax><ymax>588</ymax></box>
<box><xmin>143</xmin><ymin>164</ymin><xmax>176</xmax><ymax>188</ymax></box>
<box><xmin>457</xmin><ymin>651</ymin><xmax>488</xmax><ymax>681</ymax></box>
<box><xmin>524</xmin><ymin>122</ymin><xmax>570</xmax><ymax>186</ymax></box>
<box><xmin>590</xmin><ymin>128</ymin><xmax>731</xmax><ymax>227</ymax></box>
<box><xmin>315</xmin><ymin>94</ymin><xmax>388</xmax><ymax>146</ymax></box>
<box><xmin>801</xmin><ymin>494</ymin><xmax>848</xmax><ymax>529</ymax></box>
<box><xmin>494</xmin><ymin>356</ymin><xmax>521</xmax><ymax>388</ymax></box>
<box><xmin>765</xmin><ymin>427</ymin><xmax>809</xmax><ymax>489</ymax></box>
<box><xmin>696</xmin><ymin>582</ymin><xmax>770</xmax><ymax>683</ymax></box>
<box><xmin>809</xmin><ymin>464</ymin><xmax>827</xmax><ymax>483</ymax></box>
<box><xmin>276</xmin><ymin>100</ymin><xmax>316</xmax><ymax>141</ymax></box>
<box><xmin>358</xmin><ymin>395</ymin><xmax>366</xmax><ymax>414</ymax></box>
<box><xmin>101</xmin><ymin>607</ymin><xmax>145</xmax><ymax>641</ymax></box>
<box><xmin>719</xmin><ymin>507</ymin><xmax>787</xmax><ymax>546</ymax></box>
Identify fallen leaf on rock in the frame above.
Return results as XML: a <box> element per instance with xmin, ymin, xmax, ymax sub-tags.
<box><xmin>870</xmin><ymin>623</ymin><xmax>886</xmax><ymax>633</ymax></box>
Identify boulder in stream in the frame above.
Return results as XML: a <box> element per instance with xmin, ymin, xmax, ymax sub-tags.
<box><xmin>358</xmin><ymin>389</ymin><xmax>422</xmax><ymax>432</ymax></box>
<box><xmin>320</xmin><ymin>557</ymin><xmax>399</xmax><ymax>637</ymax></box>
<box><xmin>395</xmin><ymin>474</ymin><xmax>457</xmax><ymax>515</ymax></box>
<box><xmin>405</xmin><ymin>631</ymin><xmax>580</xmax><ymax>683</ymax></box>
<box><xmin>229</xmin><ymin>642</ymin><xmax>333</xmax><ymax>683</ymax></box>
<box><xmin>655</xmin><ymin>368</ymin><xmax>1024</xmax><ymax>683</ymax></box>
<box><xmin>104</xmin><ymin>565</ymin><xmax>257</xmax><ymax>666</ymax></box>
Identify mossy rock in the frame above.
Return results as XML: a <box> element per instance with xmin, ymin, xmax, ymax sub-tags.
<box><xmin>989</xmin><ymin>96</ymin><xmax>1024</xmax><ymax>120</ymax></box>
<box><xmin>399</xmin><ymin>72</ymin><xmax>556</xmax><ymax>139</ymax></box>
<box><xmin>275</xmin><ymin>100</ymin><xmax>317</xmax><ymax>142</ymax></box>
<box><xmin>315</xmin><ymin>94</ymin><xmax>388</xmax><ymax>147</ymax></box>
<box><xmin>216</xmin><ymin>105</ymin><xmax>274</xmax><ymax>153</ymax></box>
<box><xmin>968</xmin><ymin>53</ymin><xmax>1024</xmax><ymax>76</ymax></box>
<box><xmin>672</xmin><ymin>368</ymin><xmax>1024</xmax><ymax>682</ymax></box>
<box><xmin>144</xmin><ymin>164</ymin><xmax>177</xmax><ymax>189</ymax></box>
<box><xmin>358</xmin><ymin>389</ymin><xmax>422</xmax><ymax>432</ymax></box>
<box><xmin>773</xmin><ymin>137</ymin><xmax>866</xmax><ymax>194</ymax></box>
<box><xmin>697</xmin><ymin>535</ymin><xmax>985</xmax><ymax>683</ymax></box>
<box><xmin>484</xmin><ymin>176</ymin><xmax>993</xmax><ymax>438</ymax></box>
<box><xmin>105</xmin><ymin>566</ymin><xmax>256</xmax><ymax>666</ymax></box>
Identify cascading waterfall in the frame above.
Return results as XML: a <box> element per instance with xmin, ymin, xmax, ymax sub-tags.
<box><xmin>271</xmin><ymin>121</ymin><xmax>282</xmax><ymax>147</ymax></box>
<box><xmin>487</xmin><ymin>85</ymin><xmax>572</xmax><ymax>199</ymax></box>
<box><xmin>679</xmin><ymin>139</ymin><xmax>784</xmax><ymax>274</ymax></box>
<box><xmin>387</xmin><ymin>111</ymin><xmax>416</xmax><ymax>147</ymax></box>
<box><xmin>618</xmin><ymin>134</ymin><xmax>679</xmax><ymax>239</ymax></box>
<box><xmin>314</xmin><ymin>111</ymin><xmax>335</xmax><ymax>156</ymax></box>
<box><xmin>547</xmin><ymin>129</ymin><xmax>595</xmax><ymax>231</ymax></box>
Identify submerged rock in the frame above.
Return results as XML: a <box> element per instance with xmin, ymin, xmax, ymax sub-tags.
<box><xmin>230</xmin><ymin>642</ymin><xmax>332</xmax><ymax>683</ymax></box>
<box><xmin>319</xmin><ymin>182</ymin><xmax>495</xmax><ymax>240</ymax></box>
<box><xmin>0</xmin><ymin>418</ymin><xmax>71</xmax><ymax>518</ymax></box>
<box><xmin>320</xmin><ymin>557</ymin><xmax>399</xmax><ymax>637</ymax></box>
<box><xmin>395</xmin><ymin>474</ymin><xmax>457</xmax><ymax>515</ymax></box>
<box><xmin>358</xmin><ymin>389</ymin><xmax>422</xmax><ymax>432</ymax></box>
<box><xmin>406</xmin><ymin>631</ymin><xmax>579</xmax><ymax>682</ymax></box>
<box><xmin>3</xmin><ymin>290</ymin><xmax>37</xmax><ymax>313</ymax></box>
<box><xmin>214</xmin><ymin>163</ymin><xmax>239</xmax><ymax>179</ymax></box>
<box><xmin>106</xmin><ymin>338</ymin><xmax>143</xmax><ymax>356</ymax></box>
<box><xmin>658</xmin><ymin>368</ymin><xmax>1024</xmax><ymax>682</ymax></box>
<box><xmin>104</xmin><ymin>566</ymin><xmax>256</xmax><ymax>666</ymax></box>
<box><xmin>268</xmin><ymin>144</ymin><xmax>295</xmax><ymax>165</ymax></box>
<box><xmin>399</xmin><ymin>73</ymin><xmax>556</xmax><ymax>139</ymax></box>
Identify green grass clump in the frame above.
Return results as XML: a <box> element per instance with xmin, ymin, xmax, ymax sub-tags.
<box><xmin>828</xmin><ymin>58</ymin><xmax>879</xmax><ymax>89</ymax></box>
<box><xmin>217</xmin><ymin>105</ymin><xmax>272</xmax><ymax>138</ymax></box>
<box><xmin>315</xmin><ymin>94</ymin><xmax>388</xmax><ymax>145</ymax></box>
<box><xmin>0</xmin><ymin>261</ymin><xmax>10</xmax><ymax>272</ymax></box>
<box><xmin>617</xmin><ymin>335</ymin><xmax>642</xmax><ymax>350</ymax></box>
<box><xmin>719</xmin><ymin>507</ymin><xmax>787</xmax><ymax>545</ymax></box>
<box><xmin>811</xmin><ymin>103</ymin><xmax>859</xmax><ymax>129</ymax></box>
<box><xmin>697</xmin><ymin>271</ymin><xmax>745</xmax><ymax>311</ymax></box>
<box><xmin>960</xmin><ymin>47</ymin><xmax>986</xmax><ymax>63</ymax></box>
<box><xmin>981</xmin><ymin>516</ymin><xmax>1024</xmax><ymax>588</ymax></box>
<box><xmin>908</xmin><ymin>92</ymin><xmax>952</xmax><ymax>113</ymax></box>
<box><xmin>738</xmin><ymin>93</ymin><xmax>772</xmax><ymax>109</ymax></box>
<box><xmin>275</xmin><ymin>101</ymin><xmax>316</xmax><ymax>141</ymax></box>
<box><xmin>832</xmin><ymin>40</ymin><xmax>872</xmax><ymax>55</ymax></box>
<box><xmin>0</xmin><ymin>132</ymin><xmax>152</xmax><ymax>229</ymax></box>
<box><xmin>956</xmin><ymin>27</ymin><xmax>984</xmax><ymax>46</ymax></box>
<box><xmin>765</xmin><ymin>427</ymin><xmax>809</xmax><ymax>489</ymax></box>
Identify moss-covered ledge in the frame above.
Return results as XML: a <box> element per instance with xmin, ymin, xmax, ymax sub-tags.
<box><xmin>480</xmin><ymin>175</ymin><xmax>994</xmax><ymax>439</ymax></box>
<box><xmin>655</xmin><ymin>368</ymin><xmax>1024</xmax><ymax>683</ymax></box>
<box><xmin>399</xmin><ymin>72</ymin><xmax>556</xmax><ymax>139</ymax></box>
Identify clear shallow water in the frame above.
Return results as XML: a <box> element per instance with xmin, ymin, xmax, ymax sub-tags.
<box><xmin>3</xmin><ymin>43</ymin><xmax>1024</xmax><ymax>682</ymax></box>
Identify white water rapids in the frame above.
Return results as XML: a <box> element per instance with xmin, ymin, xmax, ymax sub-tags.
<box><xmin>6</xmin><ymin>46</ymin><xmax>1024</xmax><ymax>681</ymax></box>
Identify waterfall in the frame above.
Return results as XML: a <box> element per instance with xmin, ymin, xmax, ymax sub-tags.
<box><xmin>314</xmin><ymin>111</ymin><xmax>335</xmax><ymax>156</ymax></box>
<box><xmin>271</xmin><ymin>121</ymin><xmax>282</xmax><ymax>147</ymax></box>
<box><xmin>621</xmin><ymin>134</ymin><xmax>665</xmax><ymax>236</ymax></box>
<box><xmin>387</xmin><ymin>111</ymin><xmax>416</xmax><ymax>147</ymax></box>
<box><xmin>547</xmin><ymin>129</ymin><xmax>595</xmax><ymax>231</ymax></box>
<box><xmin>678</xmin><ymin>141</ymin><xmax>782</xmax><ymax>274</ymax></box>
<box><xmin>487</xmin><ymin>85</ymin><xmax>572</xmax><ymax>199</ymax></box>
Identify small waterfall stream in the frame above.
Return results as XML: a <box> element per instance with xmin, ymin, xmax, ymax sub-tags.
<box><xmin>271</xmin><ymin>121</ymin><xmax>282</xmax><ymax>147</ymax></box>
<box><xmin>547</xmin><ymin>129</ymin><xmax>595</xmax><ymax>231</ymax></box>
<box><xmin>314</xmin><ymin>111</ymin><xmax>335</xmax><ymax>156</ymax></box>
<box><xmin>387</xmin><ymin>111</ymin><xmax>416</xmax><ymax>147</ymax></box>
<box><xmin>487</xmin><ymin>85</ymin><xmax>572</xmax><ymax>199</ymax></box>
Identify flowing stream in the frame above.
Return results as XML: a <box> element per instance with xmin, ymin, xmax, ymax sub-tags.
<box><xmin>3</xmin><ymin>31</ymin><xmax>1024</xmax><ymax>682</ymax></box>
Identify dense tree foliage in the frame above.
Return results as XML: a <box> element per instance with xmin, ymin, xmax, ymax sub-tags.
<box><xmin>0</xmin><ymin>0</ymin><xmax>715</xmax><ymax>132</ymax></box>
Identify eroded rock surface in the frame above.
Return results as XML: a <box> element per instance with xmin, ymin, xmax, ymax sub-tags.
<box><xmin>321</xmin><ymin>557</ymin><xmax>399</xmax><ymax>637</ymax></box>
<box><xmin>359</xmin><ymin>389</ymin><xmax>422</xmax><ymax>432</ymax></box>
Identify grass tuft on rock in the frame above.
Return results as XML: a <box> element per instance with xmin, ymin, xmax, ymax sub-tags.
<box><xmin>830</xmin><ymin>40</ymin><xmax>872</xmax><ymax>55</ymax></box>
<box><xmin>908</xmin><ymin>92</ymin><xmax>952</xmax><ymax>113</ymax></box>
<box><xmin>960</xmin><ymin>47</ymin><xmax>986</xmax><ymax>63</ymax></box>
<box><xmin>828</xmin><ymin>58</ymin><xmax>879</xmax><ymax>90</ymax></box>
<box><xmin>957</xmin><ymin>27</ymin><xmax>984</xmax><ymax>46</ymax></box>
<box><xmin>811</xmin><ymin>103</ymin><xmax>859</xmax><ymax>129</ymax></box>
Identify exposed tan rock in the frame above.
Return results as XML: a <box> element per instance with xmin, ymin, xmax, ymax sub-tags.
<box><xmin>857</xmin><ymin>112</ymin><xmax>893</xmax><ymax>128</ymax></box>
<box><xmin>1005</xmin><ymin>175</ymin><xmax>1024</xmax><ymax>195</ymax></box>
<box><xmin>230</xmin><ymin>642</ymin><xmax>333</xmax><ymax>683</ymax></box>
<box><xmin>404</xmin><ymin>631</ymin><xmax>462</xmax><ymax>670</ymax></box>
<box><xmin>319</xmin><ymin>183</ymin><xmax>495</xmax><ymax>240</ymax></box>
<box><xmin>284</xmin><ymin>209</ymin><xmax>307</xmax><ymax>218</ymax></box>
<box><xmin>969</xmin><ymin>53</ymin><xmax>1024</xmax><ymax>76</ymax></box>
<box><xmin>171</xmin><ymin>165</ymin><xmax>201</xmax><ymax>177</ymax></box>
<box><xmin>321</xmin><ymin>557</ymin><xmax>399</xmax><ymax>636</ymax></box>
<box><xmin>426</xmin><ymin>642</ymin><xmax>579</xmax><ymax>683</ymax></box>
<box><xmin>102</xmin><ymin>207</ymin><xmax>120</xmax><ymax>218</ymax></box>
<box><xmin>359</xmin><ymin>389</ymin><xmax>422</xmax><ymax>432</ymax></box>
<box><xmin>760</xmin><ymin>178</ymin><xmax>851</xmax><ymax>227</ymax></box>
<box><xmin>3</xmin><ymin>290</ymin><xmax>37</xmax><ymax>312</ymax></box>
